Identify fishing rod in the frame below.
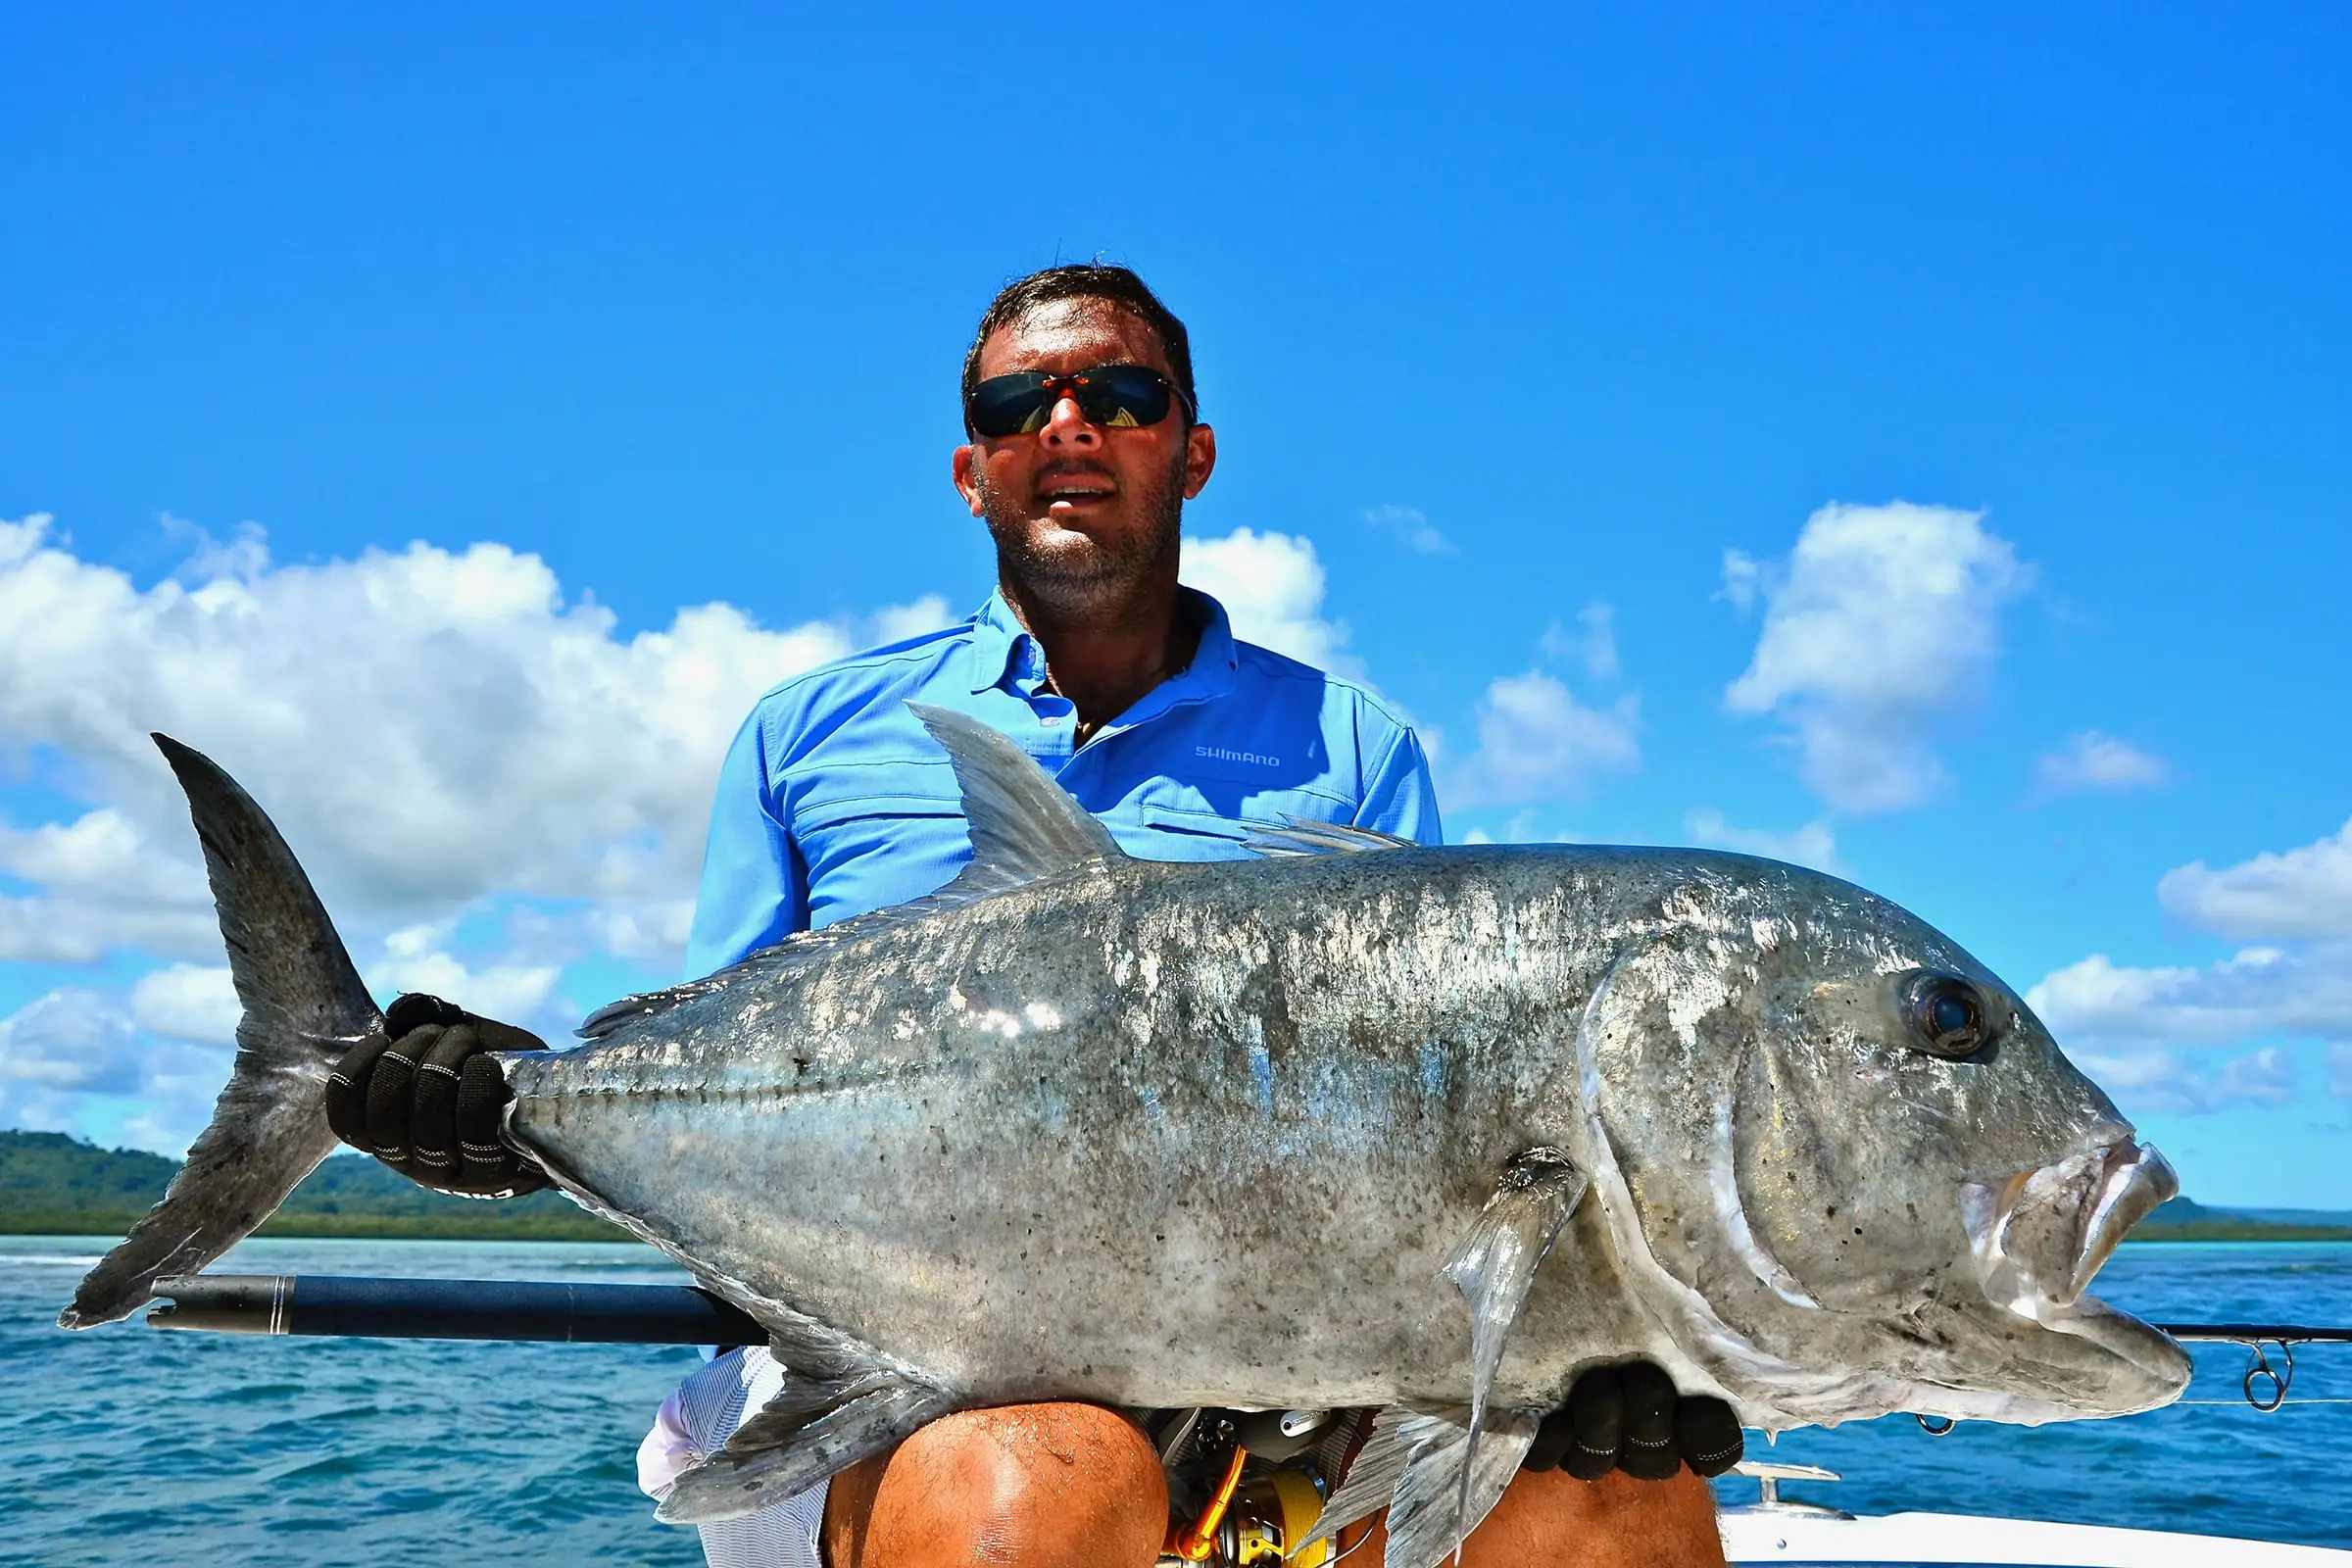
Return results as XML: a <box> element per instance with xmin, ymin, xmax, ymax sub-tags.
<box><xmin>146</xmin><ymin>1273</ymin><xmax>766</xmax><ymax>1346</ymax></box>
<box><xmin>145</xmin><ymin>1275</ymin><xmax>2352</xmax><ymax>1411</ymax></box>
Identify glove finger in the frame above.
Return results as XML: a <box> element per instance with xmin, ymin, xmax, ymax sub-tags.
<box><xmin>1617</xmin><ymin>1361</ymin><xmax>1681</xmax><ymax>1481</ymax></box>
<box><xmin>326</xmin><ymin>1033</ymin><xmax>398</xmax><ymax>1148</ymax></box>
<box><xmin>1523</xmin><ymin>1405</ymin><xmax>1576</xmax><ymax>1473</ymax></box>
<box><xmin>1562</xmin><ymin>1365</ymin><xmax>1623</xmax><ymax>1481</ymax></box>
<box><xmin>409</xmin><ymin>1023</ymin><xmax>477</xmax><ymax>1182</ymax></box>
<box><xmin>384</xmin><ymin>993</ymin><xmax>467</xmax><ymax>1037</ymax></box>
<box><xmin>1675</xmin><ymin>1396</ymin><xmax>1744</xmax><ymax>1478</ymax></box>
<box><xmin>363</xmin><ymin>1024</ymin><xmax>439</xmax><ymax>1174</ymax></box>
<box><xmin>456</xmin><ymin>1050</ymin><xmax>538</xmax><ymax>1192</ymax></box>
<box><xmin>466</xmin><ymin>1015</ymin><xmax>550</xmax><ymax>1054</ymax></box>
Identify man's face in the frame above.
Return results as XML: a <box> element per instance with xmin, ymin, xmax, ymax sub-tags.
<box><xmin>954</xmin><ymin>299</ymin><xmax>1217</xmax><ymax>610</ymax></box>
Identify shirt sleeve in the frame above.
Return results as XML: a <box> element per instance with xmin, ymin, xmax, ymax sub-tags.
<box><xmin>1354</xmin><ymin>723</ymin><xmax>1445</xmax><ymax>846</ymax></box>
<box><xmin>684</xmin><ymin>709</ymin><xmax>809</xmax><ymax>980</ymax></box>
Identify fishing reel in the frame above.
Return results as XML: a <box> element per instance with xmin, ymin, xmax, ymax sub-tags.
<box><xmin>1152</xmin><ymin>1406</ymin><xmax>1363</xmax><ymax>1566</ymax></box>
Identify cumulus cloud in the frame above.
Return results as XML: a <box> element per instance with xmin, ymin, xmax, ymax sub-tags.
<box><xmin>2158</xmin><ymin>818</ymin><xmax>2352</xmax><ymax>941</ymax></box>
<box><xmin>1724</xmin><ymin>502</ymin><xmax>2030</xmax><ymax>812</ymax></box>
<box><xmin>1683</xmin><ymin>809</ymin><xmax>1846</xmax><ymax>875</ymax></box>
<box><xmin>1181</xmin><ymin>527</ymin><xmax>1361</xmax><ymax>678</ymax></box>
<box><xmin>1443</xmin><ymin>670</ymin><xmax>1640</xmax><ymax>810</ymax></box>
<box><xmin>0</xmin><ymin>987</ymin><xmax>231</xmax><ymax>1153</ymax></box>
<box><xmin>1359</xmin><ymin>505</ymin><xmax>1456</xmax><ymax>556</ymax></box>
<box><xmin>1541</xmin><ymin>604</ymin><xmax>1620</xmax><ymax>683</ymax></box>
<box><xmin>2031</xmin><ymin>818</ymin><xmax>2352</xmax><ymax>1113</ymax></box>
<box><xmin>127</xmin><ymin>964</ymin><xmax>241</xmax><ymax>1047</ymax></box>
<box><xmin>2034</xmin><ymin>731</ymin><xmax>2170</xmax><ymax>798</ymax></box>
<box><xmin>0</xmin><ymin>514</ymin><xmax>949</xmax><ymax>958</ymax></box>
<box><xmin>2073</xmin><ymin>1045</ymin><xmax>2298</xmax><ymax>1116</ymax></box>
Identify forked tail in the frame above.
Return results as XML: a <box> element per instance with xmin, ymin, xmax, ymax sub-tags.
<box><xmin>60</xmin><ymin>735</ymin><xmax>381</xmax><ymax>1329</ymax></box>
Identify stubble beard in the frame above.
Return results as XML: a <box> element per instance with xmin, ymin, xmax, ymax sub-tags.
<box><xmin>977</xmin><ymin>443</ymin><xmax>1188</xmax><ymax>619</ymax></box>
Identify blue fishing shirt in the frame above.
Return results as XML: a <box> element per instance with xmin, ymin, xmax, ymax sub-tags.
<box><xmin>686</xmin><ymin>586</ymin><xmax>1441</xmax><ymax>976</ymax></box>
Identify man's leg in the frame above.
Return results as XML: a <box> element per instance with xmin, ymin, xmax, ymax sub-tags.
<box><xmin>1340</xmin><ymin>1466</ymin><xmax>1728</xmax><ymax>1568</ymax></box>
<box><xmin>822</xmin><ymin>1403</ymin><xmax>1168</xmax><ymax>1568</ymax></box>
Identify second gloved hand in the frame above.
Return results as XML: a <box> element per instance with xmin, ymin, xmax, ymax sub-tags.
<box><xmin>1522</xmin><ymin>1361</ymin><xmax>1744</xmax><ymax>1481</ymax></box>
<box><xmin>324</xmin><ymin>993</ymin><xmax>552</xmax><ymax>1198</ymax></box>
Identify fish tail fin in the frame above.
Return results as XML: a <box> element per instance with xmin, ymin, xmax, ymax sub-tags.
<box><xmin>61</xmin><ymin>735</ymin><xmax>381</xmax><ymax>1330</ymax></box>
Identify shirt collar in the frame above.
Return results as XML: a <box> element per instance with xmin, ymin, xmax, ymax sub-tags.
<box><xmin>962</xmin><ymin>585</ymin><xmax>1241</xmax><ymax>703</ymax></box>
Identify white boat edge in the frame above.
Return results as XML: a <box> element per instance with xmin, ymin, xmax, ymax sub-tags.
<box><xmin>1721</xmin><ymin>1506</ymin><xmax>2352</xmax><ymax>1566</ymax></box>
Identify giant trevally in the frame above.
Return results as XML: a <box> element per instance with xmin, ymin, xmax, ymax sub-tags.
<box><xmin>64</xmin><ymin>709</ymin><xmax>2189</xmax><ymax>1568</ymax></box>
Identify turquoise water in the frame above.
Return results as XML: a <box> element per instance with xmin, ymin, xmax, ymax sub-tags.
<box><xmin>3</xmin><ymin>1237</ymin><xmax>2347</xmax><ymax>1564</ymax></box>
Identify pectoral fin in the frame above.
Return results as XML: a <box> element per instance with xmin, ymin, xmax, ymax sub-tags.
<box><xmin>1437</xmin><ymin>1148</ymin><xmax>1588</xmax><ymax>1547</ymax></box>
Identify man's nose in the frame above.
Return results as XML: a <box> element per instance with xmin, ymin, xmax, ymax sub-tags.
<box><xmin>1039</xmin><ymin>392</ymin><xmax>1102</xmax><ymax>448</ymax></box>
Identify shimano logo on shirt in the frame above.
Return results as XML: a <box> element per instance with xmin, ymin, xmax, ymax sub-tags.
<box><xmin>1195</xmin><ymin>744</ymin><xmax>1281</xmax><ymax>767</ymax></box>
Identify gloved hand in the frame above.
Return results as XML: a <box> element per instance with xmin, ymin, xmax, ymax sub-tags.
<box><xmin>1522</xmin><ymin>1362</ymin><xmax>1744</xmax><ymax>1481</ymax></box>
<box><xmin>325</xmin><ymin>993</ymin><xmax>552</xmax><ymax>1198</ymax></box>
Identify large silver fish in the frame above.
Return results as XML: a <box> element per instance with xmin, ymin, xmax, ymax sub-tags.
<box><xmin>66</xmin><ymin>710</ymin><xmax>2189</xmax><ymax>1568</ymax></box>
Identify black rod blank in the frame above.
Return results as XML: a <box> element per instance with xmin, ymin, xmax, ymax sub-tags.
<box><xmin>146</xmin><ymin>1274</ymin><xmax>765</xmax><ymax>1346</ymax></box>
<box><xmin>138</xmin><ymin>1275</ymin><xmax>2351</xmax><ymax>1351</ymax></box>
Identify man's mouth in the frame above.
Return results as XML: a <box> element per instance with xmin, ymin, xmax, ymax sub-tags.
<box><xmin>1037</xmin><ymin>467</ymin><xmax>1118</xmax><ymax>512</ymax></box>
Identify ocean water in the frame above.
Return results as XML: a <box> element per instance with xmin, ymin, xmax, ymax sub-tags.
<box><xmin>3</xmin><ymin>1237</ymin><xmax>2348</xmax><ymax>1565</ymax></box>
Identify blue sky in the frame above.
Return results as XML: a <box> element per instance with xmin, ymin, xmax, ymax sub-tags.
<box><xmin>2</xmin><ymin>5</ymin><xmax>2349</xmax><ymax>1204</ymax></box>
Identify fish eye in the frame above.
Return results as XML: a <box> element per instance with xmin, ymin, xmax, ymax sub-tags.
<box><xmin>1897</xmin><ymin>970</ymin><xmax>1992</xmax><ymax>1059</ymax></box>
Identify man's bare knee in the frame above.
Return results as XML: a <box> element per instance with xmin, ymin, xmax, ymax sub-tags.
<box><xmin>831</xmin><ymin>1402</ymin><xmax>1167</xmax><ymax>1568</ymax></box>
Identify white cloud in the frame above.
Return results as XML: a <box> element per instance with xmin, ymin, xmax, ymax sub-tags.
<box><xmin>2029</xmin><ymin>948</ymin><xmax>2352</xmax><ymax>1049</ymax></box>
<box><xmin>1541</xmin><ymin>604</ymin><xmax>1620</xmax><ymax>683</ymax></box>
<box><xmin>1181</xmin><ymin>527</ymin><xmax>1360</xmax><ymax>678</ymax></box>
<box><xmin>868</xmin><ymin>594</ymin><xmax>956</xmax><ymax>647</ymax></box>
<box><xmin>0</xmin><ymin>989</ymin><xmax>141</xmax><ymax>1096</ymax></box>
<box><xmin>1444</xmin><ymin>670</ymin><xmax>1640</xmax><ymax>810</ymax></box>
<box><xmin>1359</xmin><ymin>505</ymin><xmax>1456</xmax><ymax>556</ymax></box>
<box><xmin>2030</xmin><ymin>816</ymin><xmax>2352</xmax><ymax>1112</ymax></box>
<box><xmin>2074</xmin><ymin>1046</ymin><xmax>2299</xmax><ymax>1116</ymax></box>
<box><xmin>367</xmin><ymin>923</ymin><xmax>564</xmax><ymax>1027</ymax></box>
<box><xmin>128</xmin><ymin>964</ymin><xmax>240</xmax><ymax>1047</ymax></box>
<box><xmin>2034</xmin><ymin>816</ymin><xmax>2352</xmax><ymax>1118</ymax></box>
<box><xmin>0</xmin><ymin>514</ymin><xmax>939</xmax><ymax>961</ymax></box>
<box><xmin>2034</xmin><ymin>731</ymin><xmax>2170</xmax><ymax>797</ymax></box>
<box><xmin>2158</xmin><ymin>818</ymin><xmax>2352</xmax><ymax>941</ymax></box>
<box><xmin>1683</xmin><ymin>809</ymin><xmax>1846</xmax><ymax>875</ymax></box>
<box><xmin>0</xmin><ymin>809</ymin><xmax>217</xmax><ymax>962</ymax></box>
<box><xmin>1723</xmin><ymin>502</ymin><xmax>2030</xmax><ymax>812</ymax></box>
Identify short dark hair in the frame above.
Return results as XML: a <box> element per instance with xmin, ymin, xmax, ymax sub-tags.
<box><xmin>960</xmin><ymin>265</ymin><xmax>1197</xmax><ymax>435</ymax></box>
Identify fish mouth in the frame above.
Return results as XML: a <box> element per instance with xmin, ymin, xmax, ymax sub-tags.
<box><xmin>1961</xmin><ymin>1139</ymin><xmax>2178</xmax><ymax>1322</ymax></box>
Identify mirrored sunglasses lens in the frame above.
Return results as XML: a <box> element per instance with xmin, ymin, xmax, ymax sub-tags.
<box><xmin>1076</xmin><ymin>368</ymin><xmax>1172</xmax><ymax>429</ymax></box>
<box><xmin>971</xmin><ymin>374</ymin><xmax>1054</xmax><ymax>438</ymax></box>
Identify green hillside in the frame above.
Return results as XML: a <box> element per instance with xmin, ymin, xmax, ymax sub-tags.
<box><xmin>2128</xmin><ymin>1195</ymin><xmax>2352</xmax><ymax>1243</ymax></box>
<box><xmin>0</xmin><ymin>1131</ymin><xmax>625</xmax><ymax>1242</ymax></box>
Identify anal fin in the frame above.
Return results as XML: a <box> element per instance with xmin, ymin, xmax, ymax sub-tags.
<box><xmin>1299</xmin><ymin>1403</ymin><xmax>1538</xmax><ymax>1568</ymax></box>
<box><xmin>655</xmin><ymin>1328</ymin><xmax>962</xmax><ymax>1525</ymax></box>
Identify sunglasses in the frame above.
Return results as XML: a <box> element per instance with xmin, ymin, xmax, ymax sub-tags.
<box><xmin>967</xmin><ymin>364</ymin><xmax>1193</xmax><ymax>439</ymax></box>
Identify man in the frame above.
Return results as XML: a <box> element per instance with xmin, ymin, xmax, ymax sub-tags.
<box><xmin>334</xmin><ymin>265</ymin><xmax>1736</xmax><ymax>1568</ymax></box>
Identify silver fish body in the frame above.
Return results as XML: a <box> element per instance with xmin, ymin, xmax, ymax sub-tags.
<box><xmin>66</xmin><ymin>715</ymin><xmax>2188</xmax><ymax>1565</ymax></box>
<box><xmin>510</xmin><ymin>840</ymin><xmax>2185</xmax><ymax>1430</ymax></box>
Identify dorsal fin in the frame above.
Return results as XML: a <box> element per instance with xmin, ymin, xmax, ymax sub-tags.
<box><xmin>907</xmin><ymin>702</ymin><xmax>1125</xmax><ymax>899</ymax></box>
<box><xmin>576</xmin><ymin>705</ymin><xmax>1124</xmax><ymax>1042</ymax></box>
<box><xmin>1244</xmin><ymin>816</ymin><xmax>1418</xmax><ymax>858</ymax></box>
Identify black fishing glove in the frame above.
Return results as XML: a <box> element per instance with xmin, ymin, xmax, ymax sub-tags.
<box><xmin>1522</xmin><ymin>1361</ymin><xmax>1744</xmax><ymax>1481</ymax></box>
<box><xmin>325</xmin><ymin>993</ymin><xmax>552</xmax><ymax>1198</ymax></box>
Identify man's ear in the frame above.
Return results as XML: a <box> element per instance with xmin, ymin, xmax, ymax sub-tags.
<box><xmin>952</xmin><ymin>442</ymin><xmax>985</xmax><ymax>516</ymax></box>
<box><xmin>1183</xmin><ymin>421</ymin><xmax>1217</xmax><ymax>500</ymax></box>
